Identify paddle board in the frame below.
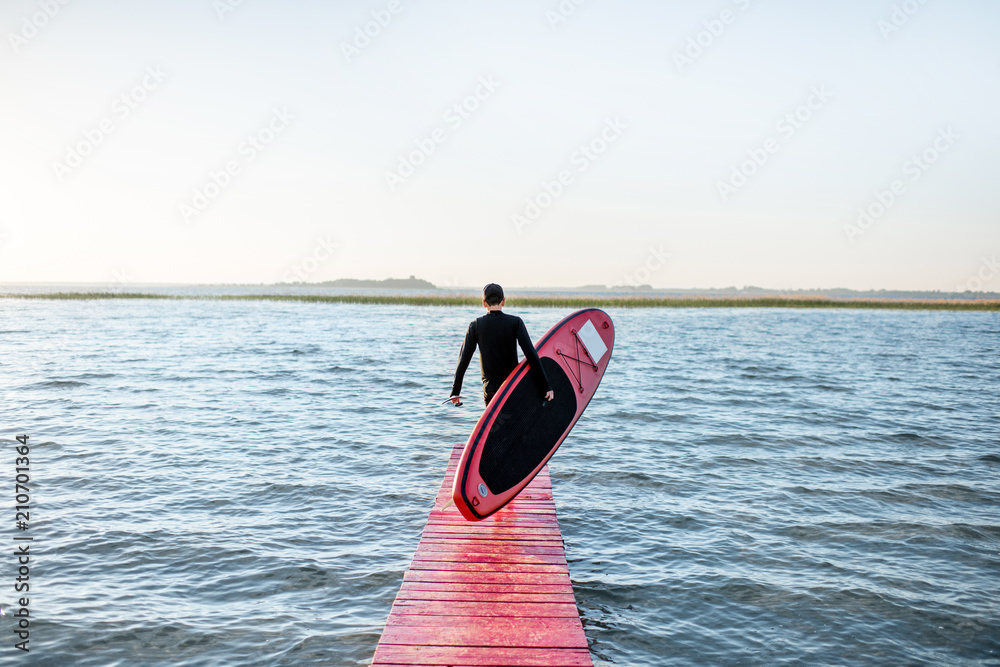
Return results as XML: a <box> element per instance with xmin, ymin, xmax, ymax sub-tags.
<box><xmin>452</xmin><ymin>308</ymin><xmax>614</xmax><ymax>520</ymax></box>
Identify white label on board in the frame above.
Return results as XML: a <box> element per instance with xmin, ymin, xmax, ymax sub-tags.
<box><xmin>478</xmin><ymin>483</ymin><xmax>488</xmax><ymax>497</ymax></box>
<box><xmin>577</xmin><ymin>319</ymin><xmax>607</xmax><ymax>363</ymax></box>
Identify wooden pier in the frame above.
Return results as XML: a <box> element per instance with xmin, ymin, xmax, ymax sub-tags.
<box><xmin>372</xmin><ymin>443</ymin><xmax>592</xmax><ymax>667</ymax></box>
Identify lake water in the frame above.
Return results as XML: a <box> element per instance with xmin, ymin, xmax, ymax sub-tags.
<box><xmin>1</xmin><ymin>298</ymin><xmax>998</xmax><ymax>666</ymax></box>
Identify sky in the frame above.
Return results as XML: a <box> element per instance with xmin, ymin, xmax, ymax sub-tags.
<box><xmin>1</xmin><ymin>0</ymin><xmax>998</xmax><ymax>291</ymax></box>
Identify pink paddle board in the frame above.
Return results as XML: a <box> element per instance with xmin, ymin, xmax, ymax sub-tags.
<box><xmin>452</xmin><ymin>308</ymin><xmax>615</xmax><ymax>520</ymax></box>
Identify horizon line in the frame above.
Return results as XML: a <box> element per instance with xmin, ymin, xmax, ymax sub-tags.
<box><xmin>0</xmin><ymin>281</ymin><xmax>997</xmax><ymax>296</ymax></box>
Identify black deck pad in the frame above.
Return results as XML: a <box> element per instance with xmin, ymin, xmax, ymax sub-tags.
<box><xmin>479</xmin><ymin>357</ymin><xmax>578</xmax><ymax>495</ymax></box>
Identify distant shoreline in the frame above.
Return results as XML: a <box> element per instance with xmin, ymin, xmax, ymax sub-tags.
<box><xmin>3</xmin><ymin>281</ymin><xmax>998</xmax><ymax>302</ymax></box>
<box><xmin>3</xmin><ymin>292</ymin><xmax>999</xmax><ymax>311</ymax></box>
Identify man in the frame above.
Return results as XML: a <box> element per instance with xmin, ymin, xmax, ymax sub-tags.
<box><xmin>449</xmin><ymin>283</ymin><xmax>554</xmax><ymax>407</ymax></box>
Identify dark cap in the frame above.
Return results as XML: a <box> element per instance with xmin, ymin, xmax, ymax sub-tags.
<box><xmin>483</xmin><ymin>283</ymin><xmax>504</xmax><ymax>304</ymax></box>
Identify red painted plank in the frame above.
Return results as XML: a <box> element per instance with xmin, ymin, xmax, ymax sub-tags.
<box><xmin>372</xmin><ymin>646</ymin><xmax>592</xmax><ymax>667</ymax></box>
<box><xmin>428</xmin><ymin>509</ymin><xmax>556</xmax><ymax>518</ymax></box>
<box><xmin>395</xmin><ymin>590</ymin><xmax>578</xmax><ymax>604</ymax></box>
<box><xmin>419</xmin><ymin>535</ymin><xmax>563</xmax><ymax>549</ymax></box>
<box><xmin>415</xmin><ymin>543</ymin><xmax>566</xmax><ymax>555</ymax></box>
<box><xmin>407</xmin><ymin>560</ymin><xmax>569</xmax><ymax>574</ymax></box>
<box><xmin>423</xmin><ymin>523</ymin><xmax>560</xmax><ymax>532</ymax></box>
<box><xmin>373</xmin><ymin>664</ymin><xmax>589</xmax><ymax>667</ymax></box>
<box><xmin>420</xmin><ymin>532</ymin><xmax>565</xmax><ymax>543</ymax></box>
<box><xmin>423</xmin><ymin>520</ymin><xmax>556</xmax><ymax>529</ymax></box>
<box><xmin>426</xmin><ymin>515</ymin><xmax>558</xmax><ymax>524</ymax></box>
<box><xmin>421</xmin><ymin>522</ymin><xmax>561</xmax><ymax>533</ymax></box>
<box><xmin>420</xmin><ymin>535</ymin><xmax>563</xmax><ymax>543</ymax></box>
<box><xmin>414</xmin><ymin>544</ymin><xmax>568</xmax><ymax>557</ymax></box>
<box><xmin>409</xmin><ymin>549</ymin><xmax>569</xmax><ymax>563</ymax></box>
<box><xmin>390</xmin><ymin>600</ymin><xmax>581</xmax><ymax>618</ymax></box>
<box><xmin>413</xmin><ymin>551</ymin><xmax>568</xmax><ymax>565</ymax></box>
<box><xmin>413</xmin><ymin>547</ymin><xmax>567</xmax><ymax>559</ymax></box>
<box><xmin>418</xmin><ymin>536</ymin><xmax>566</xmax><ymax>546</ymax></box>
<box><xmin>398</xmin><ymin>582</ymin><xmax>575</xmax><ymax>595</ymax></box>
<box><xmin>425</xmin><ymin>515</ymin><xmax>560</xmax><ymax>525</ymax></box>
<box><xmin>403</xmin><ymin>570</ymin><xmax>570</xmax><ymax>586</ymax></box>
<box><xmin>434</xmin><ymin>507</ymin><xmax>557</xmax><ymax>516</ymax></box>
<box><xmin>381</xmin><ymin>616</ymin><xmax>587</xmax><ymax>648</ymax></box>
<box><xmin>420</xmin><ymin>529</ymin><xmax>562</xmax><ymax>539</ymax></box>
<box><xmin>426</xmin><ymin>517</ymin><xmax>561</xmax><ymax>527</ymax></box>
<box><xmin>420</xmin><ymin>530</ymin><xmax>564</xmax><ymax>541</ymax></box>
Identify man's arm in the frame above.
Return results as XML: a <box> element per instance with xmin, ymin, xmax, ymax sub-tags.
<box><xmin>450</xmin><ymin>320</ymin><xmax>477</xmax><ymax>398</ymax></box>
<box><xmin>515</xmin><ymin>319</ymin><xmax>552</xmax><ymax>397</ymax></box>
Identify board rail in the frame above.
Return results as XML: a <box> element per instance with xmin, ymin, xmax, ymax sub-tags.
<box><xmin>371</xmin><ymin>443</ymin><xmax>592</xmax><ymax>667</ymax></box>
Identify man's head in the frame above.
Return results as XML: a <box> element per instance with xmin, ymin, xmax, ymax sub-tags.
<box><xmin>483</xmin><ymin>283</ymin><xmax>504</xmax><ymax>308</ymax></box>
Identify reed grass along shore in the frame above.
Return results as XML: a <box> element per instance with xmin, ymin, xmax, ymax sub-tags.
<box><xmin>4</xmin><ymin>292</ymin><xmax>999</xmax><ymax>311</ymax></box>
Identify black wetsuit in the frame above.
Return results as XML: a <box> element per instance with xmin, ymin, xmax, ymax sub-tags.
<box><xmin>451</xmin><ymin>310</ymin><xmax>552</xmax><ymax>405</ymax></box>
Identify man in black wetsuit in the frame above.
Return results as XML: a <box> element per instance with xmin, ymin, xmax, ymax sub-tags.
<box><xmin>449</xmin><ymin>283</ymin><xmax>554</xmax><ymax>407</ymax></box>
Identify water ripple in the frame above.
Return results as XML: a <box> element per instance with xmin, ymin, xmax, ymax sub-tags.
<box><xmin>0</xmin><ymin>301</ymin><xmax>997</xmax><ymax>665</ymax></box>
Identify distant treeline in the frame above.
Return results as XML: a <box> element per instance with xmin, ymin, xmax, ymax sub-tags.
<box><xmin>227</xmin><ymin>277</ymin><xmax>1000</xmax><ymax>301</ymax></box>
<box><xmin>281</xmin><ymin>276</ymin><xmax>436</xmax><ymax>289</ymax></box>
<box><xmin>8</xmin><ymin>292</ymin><xmax>1000</xmax><ymax>311</ymax></box>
